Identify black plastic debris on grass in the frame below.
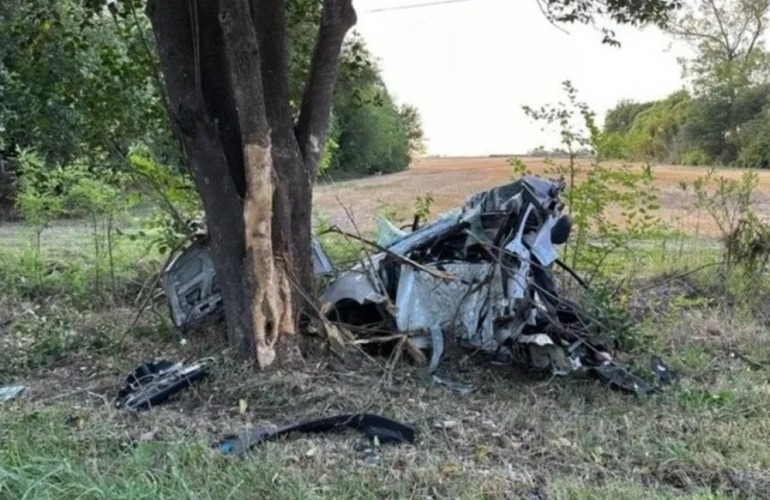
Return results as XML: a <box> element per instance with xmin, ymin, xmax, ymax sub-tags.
<box><xmin>214</xmin><ymin>413</ymin><xmax>416</xmax><ymax>458</ymax></box>
<box><xmin>650</xmin><ymin>355</ymin><xmax>679</xmax><ymax>385</ymax></box>
<box><xmin>591</xmin><ymin>355</ymin><xmax>680</xmax><ymax>396</ymax></box>
<box><xmin>115</xmin><ymin>358</ymin><xmax>212</xmax><ymax>412</ymax></box>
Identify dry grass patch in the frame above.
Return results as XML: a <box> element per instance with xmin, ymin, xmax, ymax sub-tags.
<box><xmin>314</xmin><ymin>157</ymin><xmax>770</xmax><ymax>238</ymax></box>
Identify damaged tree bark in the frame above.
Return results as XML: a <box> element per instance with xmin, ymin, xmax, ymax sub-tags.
<box><xmin>146</xmin><ymin>0</ymin><xmax>355</xmax><ymax>367</ymax></box>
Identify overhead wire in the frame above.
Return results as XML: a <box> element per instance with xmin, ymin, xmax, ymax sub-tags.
<box><xmin>362</xmin><ymin>0</ymin><xmax>475</xmax><ymax>14</ymax></box>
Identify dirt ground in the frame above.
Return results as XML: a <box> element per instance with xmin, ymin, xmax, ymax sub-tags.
<box><xmin>314</xmin><ymin>156</ymin><xmax>770</xmax><ymax>237</ymax></box>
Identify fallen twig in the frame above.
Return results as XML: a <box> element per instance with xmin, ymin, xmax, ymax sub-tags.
<box><xmin>404</xmin><ymin>338</ymin><xmax>428</xmax><ymax>366</ymax></box>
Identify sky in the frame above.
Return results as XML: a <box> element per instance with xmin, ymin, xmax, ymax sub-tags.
<box><xmin>353</xmin><ymin>0</ymin><xmax>689</xmax><ymax>156</ymax></box>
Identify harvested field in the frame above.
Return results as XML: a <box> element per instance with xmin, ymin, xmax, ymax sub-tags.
<box><xmin>314</xmin><ymin>156</ymin><xmax>770</xmax><ymax>237</ymax></box>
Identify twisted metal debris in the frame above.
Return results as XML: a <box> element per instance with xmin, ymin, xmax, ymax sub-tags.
<box><xmin>163</xmin><ymin>175</ymin><xmax>671</xmax><ymax>393</ymax></box>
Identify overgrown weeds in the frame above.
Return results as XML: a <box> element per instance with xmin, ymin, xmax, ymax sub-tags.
<box><xmin>521</xmin><ymin>81</ymin><xmax>662</xmax><ymax>284</ymax></box>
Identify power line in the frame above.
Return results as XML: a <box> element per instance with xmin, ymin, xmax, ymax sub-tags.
<box><xmin>362</xmin><ymin>0</ymin><xmax>474</xmax><ymax>14</ymax></box>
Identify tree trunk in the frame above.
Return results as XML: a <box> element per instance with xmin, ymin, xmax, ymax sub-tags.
<box><xmin>146</xmin><ymin>0</ymin><xmax>354</xmax><ymax>367</ymax></box>
<box><xmin>294</xmin><ymin>0</ymin><xmax>356</xmax><ymax>297</ymax></box>
<box><xmin>251</xmin><ymin>0</ymin><xmax>312</xmax><ymax>313</ymax></box>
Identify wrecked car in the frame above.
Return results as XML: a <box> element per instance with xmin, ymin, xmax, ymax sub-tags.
<box><xmin>162</xmin><ymin>175</ymin><xmax>632</xmax><ymax>383</ymax></box>
<box><xmin>161</xmin><ymin>237</ymin><xmax>334</xmax><ymax>331</ymax></box>
<box><xmin>320</xmin><ymin>175</ymin><xmax>618</xmax><ymax>376</ymax></box>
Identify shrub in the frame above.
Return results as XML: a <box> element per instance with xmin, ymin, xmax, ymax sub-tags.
<box><xmin>736</xmin><ymin>115</ymin><xmax>770</xmax><ymax>168</ymax></box>
<box><xmin>594</xmin><ymin>131</ymin><xmax>627</xmax><ymax>160</ymax></box>
<box><xmin>678</xmin><ymin>148</ymin><xmax>712</xmax><ymax>166</ymax></box>
<box><xmin>523</xmin><ymin>81</ymin><xmax>661</xmax><ymax>280</ymax></box>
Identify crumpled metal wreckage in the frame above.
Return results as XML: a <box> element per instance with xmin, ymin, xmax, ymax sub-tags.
<box><xmin>161</xmin><ymin>236</ymin><xmax>334</xmax><ymax>332</ymax></box>
<box><xmin>162</xmin><ymin>175</ymin><xmax>668</xmax><ymax>394</ymax></box>
<box><xmin>319</xmin><ymin>175</ymin><xmax>619</xmax><ymax>378</ymax></box>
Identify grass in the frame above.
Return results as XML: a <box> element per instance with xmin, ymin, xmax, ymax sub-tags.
<box><xmin>2</xmin><ymin>302</ymin><xmax>769</xmax><ymax>498</ymax></box>
<box><xmin>3</xmin><ymin>158</ymin><xmax>770</xmax><ymax>498</ymax></box>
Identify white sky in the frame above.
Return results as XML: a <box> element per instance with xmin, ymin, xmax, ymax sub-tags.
<box><xmin>353</xmin><ymin>0</ymin><xmax>689</xmax><ymax>156</ymax></box>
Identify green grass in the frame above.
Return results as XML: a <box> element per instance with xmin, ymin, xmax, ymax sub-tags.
<box><xmin>2</xmin><ymin>216</ymin><xmax>770</xmax><ymax>499</ymax></box>
<box><xmin>2</xmin><ymin>309</ymin><xmax>769</xmax><ymax>499</ymax></box>
<box><xmin>0</xmin><ymin>214</ymin><xmax>164</xmax><ymax>308</ymax></box>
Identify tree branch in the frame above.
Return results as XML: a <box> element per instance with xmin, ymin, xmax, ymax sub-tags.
<box><xmin>295</xmin><ymin>0</ymin><xmax>356</xmax><ymax>175</ymax></box>
<box><xmin>534</xmin><ymin>0</ymin><xmax>571</xmax><ymax>35</ymax></box>
<box><xmin>731</xmin><ymin>13</ymin><xmax>753</xmax><ymax>53</ymax></box>
<box><xmin>667</xmin><ymin>22</ymin><xmax>726</xmax><ymax>47</ymax></box>
<box><xmin>745</xmin><ymin>4</ymin><xmax>766</xmax><ymax>56</ymax></box>
<box><xmin>706</xmin><ymin>0</ymin><xmax>735</xmax><ymax>58</ymax></box>
<box><xmin>251</xmin><ymin>0</ymin><xmax>295</xmax><ymax>140</ymax></box>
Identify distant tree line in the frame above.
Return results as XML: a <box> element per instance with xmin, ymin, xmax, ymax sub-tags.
<box><xmin>326</xmin><ymin>35</ymin><xmax>425</xmax><ymax>177</ymax></box>
<box><xmin>527</xmin><ymin>146</ymin><xmax>594</xmax><ymax>158</ymax></box>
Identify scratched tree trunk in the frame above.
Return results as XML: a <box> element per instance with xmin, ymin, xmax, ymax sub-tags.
<box><xmin>146</xmin><ymin>0</ymin><xmax>355</xmax><ymax>367</ymax></box>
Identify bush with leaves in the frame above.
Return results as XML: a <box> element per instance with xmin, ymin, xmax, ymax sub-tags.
<box><xmin>603</xmin><ymin>99</ymin><xmax>654</xmax><ymax>136</ymax></box>
<box><xmin>678</xmin><ymin>148</ymin><xmax>712</xmax><ymax>166</ymax></box>
<box><xmin>66</xmin><ymin>168</ymin><xmax>138</xmax><ymax>301</ymax></box>
<box><xmin>623</xmin><ymin>90</ymin><xmax>692</xmax><ymax>163</ymax></box>
<box><xmin>126</xmin><ymin>146</ymin><xmax>202</xmax><ymax>255</ymax></box>
<box><xmin>326</xmin><ymin>36</ymin><xmax>423</xmax><ymax>177</ymax></box>
<box><xmin>15</xmin><ymin>150</ymin><xmax>72</xmax><ymax>287</ymax></box>
<box><xmin>0</xmin><ymin>0</ymin><xmax>174</xmax><ymax>169</ymax></box>
<box><xmin>735</xmin><ymin>112</ymin><xmax>770</xmax><ymax>168</ymax></box>
<box><xmin>684</xmin><ymin>168</ymin><xmax>770</xmax><ymax>305</ymax></box>
<box><xmin>523</xmin><ymin>81</ymin><xmax>661</xmax><ymax>280</ymax></box>
<box><xmin>15</xmin><ymin>149</ymin><xmax>141</xmax><ymax>300</ymax></box>
<box><xmin>602</xmin><ymin>82</ymin><xmax>770</xmax><ymax>167</ymax></box>
<box><xmin>593</xmin><ymin>131</ymin><xmax>627</xmax><ymax>160</ymax></box>
<box><xmin>691</xmin><ymin>168</ymin><xmax>770</xmax><ymax>269</ymax></box>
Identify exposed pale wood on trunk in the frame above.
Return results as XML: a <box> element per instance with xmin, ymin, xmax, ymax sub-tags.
<box><xmin>252</xmin><ymin>0</ymin><xmax>312</xmax><ymax>322</ymax></box>
<box><xmin>220</xmin><ymin>0</ymin><xmax>296</xmax><ymax>366</ymax></box>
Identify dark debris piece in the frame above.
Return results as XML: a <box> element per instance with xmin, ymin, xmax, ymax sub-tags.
<box><xmin>591</xmin><ymin>363</ymin><xmax>653</xmax><ymax>396</ymax></box>
<box><xmin>650</xmin><ymin>355</ymin><xmax>679</xmax><ymax>385</ymax></box>
<box><xmin>214</xmin><ymin>413</ymin><xmax>417</xmax><ymax>458</ymax></box>
<box><xmin>591</xmin><ymin>354</ymin><xmax>680</xmax><ymax>396</ymax></box>
<box><xmin>115</xmin><ymin>358</ymin><xmax>211</xmax><ymax>412</ymax></box>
